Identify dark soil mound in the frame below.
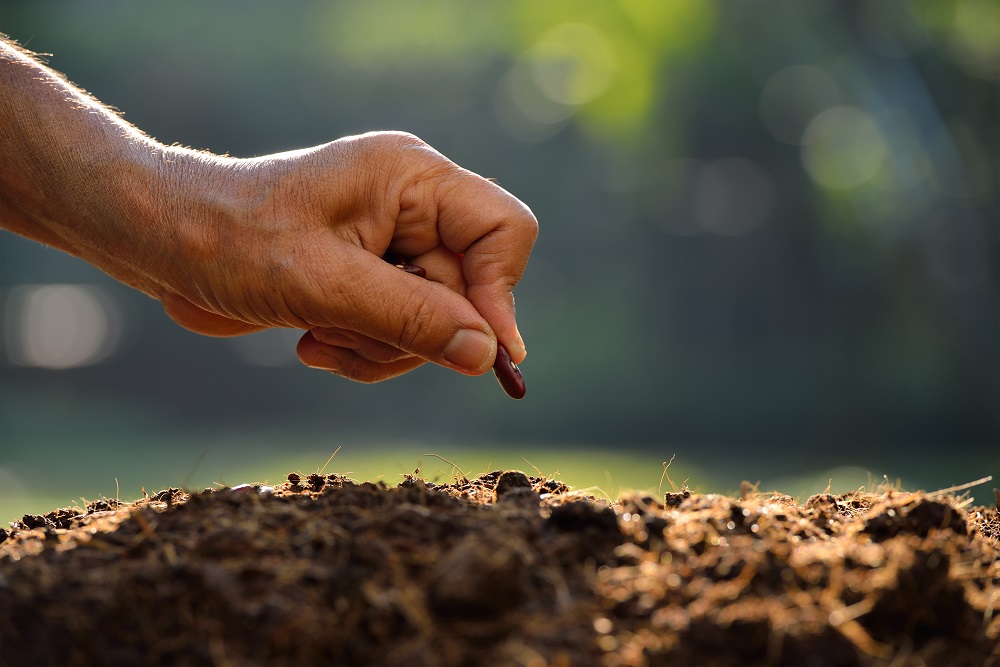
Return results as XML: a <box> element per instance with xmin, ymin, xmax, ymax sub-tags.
<box><xmin>1</xmin><ymin>471</ymin><xmax>997</xmax><ymax>666</ymax></box>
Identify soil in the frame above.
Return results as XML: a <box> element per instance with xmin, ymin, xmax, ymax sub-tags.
<box><xmin>1</xmin><ymin>469</ymin><xmax>997</xmax><ymax>667</ymax></box>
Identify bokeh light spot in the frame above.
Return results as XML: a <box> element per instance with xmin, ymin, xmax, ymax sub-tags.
<box><xmin>496</xmin><ymin>22</ymin><xmax>622</xmax><ymax>143</ymax></box>
<box><xmin>4</xmin><ymin>285</ymin><xmax>124</xmax><ymax>369</ymax></box>
<box><xmin>801</xmin><ymin>106</ymin><xmax>887</xmax><ymax>190</ymax></box>
<box><xmin>529</xmin><ymin>23</ymin><xmax>616</xmax><ymax>106</ymax></box>
<box><xmin>945</xmin><ymin>0</ymin><xmax>1000</xmax><ymax>79</ymax></box>
<box><xmin>494</xmin><ymin>68</ymin><xmax>571</xmax><ymax>143</ymax></box>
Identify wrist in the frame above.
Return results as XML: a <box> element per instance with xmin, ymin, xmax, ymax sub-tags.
<box><xmin>146</xmin><ymin>147</ymin><xmax>265</xmax><ymax>304</ymax></box>
<box><xmin>147</xmin><ymin>147</ymin><xmax>224</xmax><ymax>291</ymax></box>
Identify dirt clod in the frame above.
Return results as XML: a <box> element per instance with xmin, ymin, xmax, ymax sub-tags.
<box><xmin>1</xmin><ymin>473</ymin><xmax>996</xmax><ymax>667</ymax></box>
<box><xmin>493</xmin><ymin>469</ymin><xmax>532</xmax><ymax>496</ymax></box>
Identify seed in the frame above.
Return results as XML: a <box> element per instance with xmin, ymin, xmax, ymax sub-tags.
<box><xmin>493</xmin><ymin>344</ymin><xmax>526</xmax><ymax>400</ymax></box>
<box><xmin>399</xmin><ymin>264</ymin><xmax>426</xmax><ymax>278</ymax></box>
<box><xmin>385</xmin><ymin>254</ymin><xmax>427</xmax><ymax>279</ymax></box>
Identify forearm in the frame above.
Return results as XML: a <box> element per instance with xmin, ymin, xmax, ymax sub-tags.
<box><xmin>0</xmin><ymin>39</ymin><xmax>219</xmax><ymax>297</ymax></box>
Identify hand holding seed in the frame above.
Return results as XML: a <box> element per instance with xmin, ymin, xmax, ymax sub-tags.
<box><xmin>0</xmin><ymin>41</ymin><xmax>536</xmax><ymax>385</ymax></box>
<box><xmin>279</xmin><ymin>132</ymin><xmax>536</xmax><ymax>383</ymax></box>
<box><xmin>132</xmin><ymin>130</ymin><xmax>537</xmax><ymax>383</ymax></box>
<box><xmin>387</xmin><ymin>257</ymin><xmax>526</xmax><ymax>399</ymax></box>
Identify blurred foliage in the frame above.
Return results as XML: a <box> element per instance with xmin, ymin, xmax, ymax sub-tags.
<box><xmin>1</xmin><ymin>0</ymin><xmax>997</xmax><ymax>515</ymax></box>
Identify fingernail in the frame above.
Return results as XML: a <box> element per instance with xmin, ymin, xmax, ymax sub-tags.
<box><xmin>443</xmin><ymin>329</ymin><xmax>493</xmax><ymax>372</ymax></box>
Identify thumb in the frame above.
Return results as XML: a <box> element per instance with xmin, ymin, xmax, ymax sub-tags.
<box><xmin>333</xmin><ymin>252</ymin><xmax>497</xmax><ymax>375</ymax></box>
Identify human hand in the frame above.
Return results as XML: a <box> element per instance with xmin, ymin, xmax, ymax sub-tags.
<box><xmin>156</xmin><ymin>132</ymin><xmax>537</xmax><ymax>382</ymax></box>
<box><xmin>1</xmin><ymin>42</ymin><xmax>535</xmax><ymax>384</ymax></box>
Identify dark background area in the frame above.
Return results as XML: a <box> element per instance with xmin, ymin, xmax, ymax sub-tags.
<box><xmin>1</xmin><ymin>0</ymin><xmax>997</xmax><ymax>513</ymax></box>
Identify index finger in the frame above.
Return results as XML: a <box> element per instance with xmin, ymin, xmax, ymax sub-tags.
<box><xmin>407</xmin><ymin>165</ymin><xmax>538</xmax><ymax>361</ymax></box>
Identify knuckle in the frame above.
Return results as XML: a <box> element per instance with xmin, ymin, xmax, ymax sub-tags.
<box><xmin>374</xmin><ymin>129</ymin><xmax>424</xmax><ymax>145</ymax></box>
<box><xmin>359</xmin><ymin>130</ymin><xmax>429</xmax><ymax>157</ymax></box>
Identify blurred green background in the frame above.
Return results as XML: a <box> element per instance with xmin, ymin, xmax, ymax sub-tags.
<box><xmin>2</xmin><ymin>0</ymin><xmax>997</xmax><ymax>521</ymax></box>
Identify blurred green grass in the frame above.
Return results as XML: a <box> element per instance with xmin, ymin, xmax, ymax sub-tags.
<box><xmin>3</xmin><ymin>380</ymin><xmax>994</xmax><ymax>526</ymax></box>
<box><xmin>1</xmin><ymin>439</ymin><xmax>706</xmax><ymax>524</ymax></box>
<box><xmin>4</xmin><ymin>434</ymin><xmax>994</xmax><ymax>526</ymax></box>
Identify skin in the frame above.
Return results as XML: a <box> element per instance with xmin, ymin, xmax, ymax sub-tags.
<box><xmin>0</xmin><ymin>38</ymin><xmax>537</xmax><ymax>383</ymax></box>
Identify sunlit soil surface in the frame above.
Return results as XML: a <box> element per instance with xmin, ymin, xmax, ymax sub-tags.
<box><xmin>1</xmin><ymin>471</ymin><xmax>997</xmax><ymax>666</ymax></box>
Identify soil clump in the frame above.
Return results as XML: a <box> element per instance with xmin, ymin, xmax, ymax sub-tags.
<box><xmin>1</xmin><ymin>471</ymin><xmax>997</xmax><ymax>666</ymax></box>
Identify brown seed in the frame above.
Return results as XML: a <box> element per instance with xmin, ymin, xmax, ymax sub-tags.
<box><xmin>493</xmin><ymin>344</ymin><xmax>526</xmax><ymax>400</ymax></box>
<box><xmin>385</xmin><ymin>255</ymin><xmax>426</xmax><ymax>278</ymax></box>
<box><xmin>400</xmin><ymin>264</ymin><xmax>426</xmax><ymax>278</ymax></box>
